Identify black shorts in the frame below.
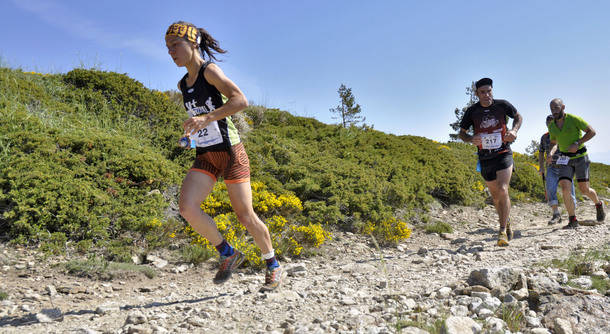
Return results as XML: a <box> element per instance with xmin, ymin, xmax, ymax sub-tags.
<box><xmin>479</xmin><ymin>152</ymin><xmax>513</xmax><ymax>182</ymax></box>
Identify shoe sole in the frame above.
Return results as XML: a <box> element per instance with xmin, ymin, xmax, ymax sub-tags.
<box><xmin>497</xmin><ymin>239</ymin><xmax>509</xmax><ymax>247</ymax></box>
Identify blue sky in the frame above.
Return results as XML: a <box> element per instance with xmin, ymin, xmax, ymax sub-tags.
<box><xmin>2</xmin><ymin>0</ymin><xmax>609</xmax><ymax>163</ymax></box>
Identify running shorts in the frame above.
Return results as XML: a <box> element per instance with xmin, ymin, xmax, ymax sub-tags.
<box><xmin>558</xmin><ymin>154</ymin><xmax>590</xmax><ymax>183</ymax></box>
<box><xmin>191</xmin><ymin>142</ymin><xmax>250</xmax><ymax>183</ymax></box>
<box><xmin>479</xmin><ymin>152</ymin><xmax>513</xmax><ymax>182</ymax></box>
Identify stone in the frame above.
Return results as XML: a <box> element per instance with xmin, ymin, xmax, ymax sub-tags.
<box><xmin>125</xmin><ymin>325</ymin><xmax>153</xmax><ymax>334</ymax></box>
<box><xmin>125</xmin><ymin>311</ymin><xmax>148</xmax><ymax>325</ymax></box>
<box><xmin>554</xmin><ymin>317</ymin><xmax>573</xmax><ymax>334</ymax></box>
<box><xmin>485</xmin><ymin>317</ymin><xmax>506</xmax><ymax>332</ymax></box>
<box><xmin>146</xmin><ymin>255</ymin><xmax>168</xmax><ymax>269</ymax></box>
<box><xmin>525</xmin><ymin>316</ymin><xmax>542</xmax><ymax>328</ymax></box>
<box><xmin>438</xmin><ymin>287</ymin><xmax>452</xmax><ymax>298</ymax></box>
<box><xmin>95</xmin><ymin>305</ymin><xmax>120</xmax><ymax>314</ymax></box>
<box><xmin>186</xmin><ymin>316</ymin><xmax>206</xmax><ymax>327</ymax></box>
<box><xmin>286</xmin><ymin>263</ymin><xmax>307</xmax><ymax>275</ymax></box>
<box><xmin>442</xmin><ymin>316</ymin><xmax>482</xmax><ymax>334</ymax></box>
<box><xmin>477</xmin><ymin>308</ymin><xmax>494</xmax><ymax>319</ymax></box>
<box><xmin>400</xmin><ymin>327</ymin><xmax>428</xmax><ymax>334</ymax></box>
<box><xmin>467</xmin><ymin>267</ymin><xmax>522</xmax><ymax>290</ymax></box>
<box><xmin>510</xmin><ymin>288</ymin><xmax>529</xmax><ymax>301</ymax></box>
<box><xmin>530</xmin><ymin>329</ymin><xmax>551</xmax><ymax>334</ymax></box>
<box><xmin>450</xmin><ymin>305</ymin><xmax>469</xmax><ymax>317</ymax></box>
<box><xmin>570</xmin><ymin>276</ymin><xmax>593</xmax><ymax>290</ymax></box>
<box><xmin>46</xmin><ymin>285</ymin><xmax>57</xmax><ymax>297</ymax></box>
<box><xmin>528</xmin><ymin>275</ymin><xmax>561</xmax><ymax>294</ymax></box>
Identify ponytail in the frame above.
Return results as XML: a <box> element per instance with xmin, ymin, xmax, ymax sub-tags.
<box><xmin>198</xmin><ymin>27</ymin><xmax>227</xmax><ymax>61</ymax></box>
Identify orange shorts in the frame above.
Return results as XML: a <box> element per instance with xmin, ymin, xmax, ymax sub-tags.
<box><xmin>191</xmin><ymin>142</ymin><xmax>250</xmax><ymax>183</ymax></box>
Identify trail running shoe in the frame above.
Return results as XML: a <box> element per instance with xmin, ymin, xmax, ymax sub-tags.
<box><xmin>260</xmin><ymin>265</ymin><xmax>286</xmax><ymax>292</ymax></box>
<box><xmin>596</xmin><ymin>203</ymin><xmax>605</xmax><ymax>222</ymax></box>
<box><xmin>562</xmin><ymin>217</ymin><xmax>579</xmax><ymax>230</ymax></box>
<box><xmin>548</xmin><ymin>213</ymin><xmax>562</xmax><ymax>225</ymax></box>
<box><xmin>506</xmin><ymin>219</ymin><xmax>514</xmax><ymax>241</ymax></box>
<box><xmin>213</xmin><ymin>250</ymin><xmax>246</xmax><ymax>284</ymax></box>
<box><xmin>497</xmin><ymin>230</ymin><xmax>509</xmax><ymax>247</ymax></box>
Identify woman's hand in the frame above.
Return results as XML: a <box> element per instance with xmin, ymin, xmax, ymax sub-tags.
<box><xmin>183</xmin><ymin>115</ymin><xmax>212</xmax><ymax>136</ymax></box>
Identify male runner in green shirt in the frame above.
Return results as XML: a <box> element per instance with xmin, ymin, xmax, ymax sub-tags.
<box><xmin>547</xmin><ymin>98</ymin><xmax>605</xmax><ymax>228</ymax></box>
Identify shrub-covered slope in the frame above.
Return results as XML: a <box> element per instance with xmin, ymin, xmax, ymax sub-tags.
<box><xmin>1</xmin><ymin>68</ymin><xmax>608</xmax><ymax>251</ymax></box>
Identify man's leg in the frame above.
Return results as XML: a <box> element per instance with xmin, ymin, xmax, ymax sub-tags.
<box><xmin>560</xmin><ymin>179</ymin><xmax>576</xmax><ymax>216</ymax></box>
<box><xmin>574</xmin><ymin>155</ymin><xmax>605</xmax><ymax>221</ymax></box>
<box><xmin>486</xmin><ymin>166</ymin><xmax>512</xmax><ymax>229</ymax></box>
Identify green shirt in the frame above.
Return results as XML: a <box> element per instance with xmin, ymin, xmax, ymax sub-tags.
<box><xmin>548</xmin><ymin>113</ymin><xmax>589</xmax><ymax>159</ymax></box>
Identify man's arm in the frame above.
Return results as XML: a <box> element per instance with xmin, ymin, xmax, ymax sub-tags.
<box><xmin>459</xmin><ymin>128</ymin><xmax>481</xmax><ymax>146</ymax></box>
<box><xmin>538</xmin><ymin>148</ymin><xmax>545</xmax><ymax>175</ymax></box>
<box><xmin>504</xmin><ymin>111</ymin><xmax>523</xmax><ymax>142</ymax></box>
<box><xmin>547</xmin><ymin>140</ymin><xmax>558</xmax><ymax>164</ymax></box>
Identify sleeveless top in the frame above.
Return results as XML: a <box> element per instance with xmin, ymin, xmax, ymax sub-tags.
<box><xmin>179</xmin><ymin>61</ymin><xmax>240</xmax><ymax>153</ymax></box>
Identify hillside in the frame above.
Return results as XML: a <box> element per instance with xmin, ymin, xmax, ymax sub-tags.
<box><xmin>1</xmin><ymin>68</ymin><xmax>610</xmax><ymax>334</ymax></box>
<box><xmin>1</xmin><ymin>68</ymin><xmax>609</xmax><ymax>256</ymax></box>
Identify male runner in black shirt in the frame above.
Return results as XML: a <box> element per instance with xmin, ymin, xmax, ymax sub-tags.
<box><xmin>459</xmin><ymin>78</ymin><xmax>523</xmax><ymax>246</ymax></box>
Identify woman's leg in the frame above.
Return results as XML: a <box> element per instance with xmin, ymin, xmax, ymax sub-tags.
<box><xmin>226</xmin><ymin>181</ymin><xmax>273</xmax><ymax>254</ymax></box>
<box><xmin>179</xmin><ymin>171</ymin><xmax>223</xmax><ymax>246</ymax></box>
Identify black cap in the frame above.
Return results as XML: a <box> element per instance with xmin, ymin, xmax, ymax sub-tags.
<box><xmin>475</xmin><ymin>78</ymin><xmax>493</xmax><ymax>89</ymax></box>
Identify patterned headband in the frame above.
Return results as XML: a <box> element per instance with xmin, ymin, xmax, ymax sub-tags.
<box><xmin>166</xmin><ymin>23</ymin><xmax>200</xmax><ymax>44</ymax></box>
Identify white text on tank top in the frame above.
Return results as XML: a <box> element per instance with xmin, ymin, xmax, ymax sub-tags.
<box><xmin>184</xmin><ymin>97</ymin><xmax>223</xmax><ymax>147</ymax></box>
<box><xmin>479</xmin><ymin>112</ymin><xmax>503</xmax><ymax>150</ymax></box>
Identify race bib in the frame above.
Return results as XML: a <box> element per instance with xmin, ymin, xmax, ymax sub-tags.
<box><xmin>481</xmin><ymin>132</ymin><xmax>502</xmax><ymax>150</ymax></box>
<box><xmin>556</xmin><ymin>155</ymin><xmax>570</xmax><ymax>165</ymax></box>
<box><xmin>191</xmin><ymin>121</ymin><xmax>223</xmax><ymax>147</ymax></box>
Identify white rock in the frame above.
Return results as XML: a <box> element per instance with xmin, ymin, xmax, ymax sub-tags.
<box><xmin>525</xmin><ymin>316</ymin><xmax>542</xmax><ymax>328</ymax></box>
<box><xmin>485</xmin><ymin>317</ymin><xmax>506</xmax><ymax>332</ymax></box>
<box><xmin>530</xmin><ymin>328</ymin><xmax>551</xmax><ymax>334</ymax></box>
<box><xmin>450</xmin><ymin>305</ymin><xmax>469</xmax><ymax>317</ymax></box>
<box><xmin>570</xmin><ymin>276</ymin><xmax>593</xmax><ymax>290</ymax></box>
<box><xmin>438</xmin><ymin>287</ymin><xmax>452</xmax><ymax>298</ymax></box>
<box><xmin>477</xmin><ymin>308</ymin><xmax>494</xmax><ymax>319</ymax></box>
<box><xmin>554</xmin><ymin>318</ymin><xmax>573</xmax><ymax>334</ymax></box>
<box><xmin>442</xmin><ymin>316</ymin><xmax>482</xmax><ymax>334</ymax></box>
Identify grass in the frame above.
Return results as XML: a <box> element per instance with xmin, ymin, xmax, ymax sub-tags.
<box><xmin>424</xmin><ymin>221</ymin><xmax>453</xmax><ymax>234</ymax></box>
<box><xmin>542</xmin><ymin>245</ymin><xmax>610</xmax><ymax>294</ymax></box>
<box><xmin>180</xmin><ymin>244</ymin><xmax>213</xmax><ymax>265</ymax></box>
<box><xmin>395</xmin><ymin>317</ymin><xmax>445</xmax><ymax>334</ymax></box>
<box><xmin>495</xmin><ymin>304</ymin><xmax>525</xmax><ymax>332</ymax></box>
<box><xmin>0</xmin><ymin>290</ymin><xmax>7</xmax><ymax>301</ymax></box>
<box><xmin>64</xmin><ymin>256</ymin><xmax>156</xmax><ymax>280</ymax></box>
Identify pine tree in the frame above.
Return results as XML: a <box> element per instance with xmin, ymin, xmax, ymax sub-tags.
<box><xmin>330</xmin><ymin>84</ymin><xmax>365</xmax><ymax>128</ymax></box>
<box><xmin>449</xmin><ymin>81</ymin><xmax>478</xmax><ymax>141</ymax></box>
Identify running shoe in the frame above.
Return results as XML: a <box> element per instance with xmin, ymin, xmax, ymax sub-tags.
<box><xmin>213</xmin><ymin>250</ymin><xmax>246</xmax><ymax>284</ymax></box>
<box><xmin>260</xmin><ymin>265</ymin><xmax>286</xmax><ymax>292</ymax></box>
<box><xmin>596</xmin><ymin>203</ymin><xmax>605</xmax><ymax>222</ymax></box>
<box><xmin>506</xmin><ymin>219</ymin><xmax>514</xmax><ymax>241</ymax></box>
<box><xmin>548</xmin><ymin>213</ymin><xmax>562</xmax><ymax>225</ymax></box>
<box><xmin>562</xmin><ymin>217</ymin><xmax>579</xmax><ymax>230</ymax></box>
<box><xmin>497</xmin><ymin>230</ymin><xmax>509</xmax><ymax>247</ymax></box>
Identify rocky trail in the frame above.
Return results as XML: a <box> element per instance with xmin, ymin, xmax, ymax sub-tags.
<box><xmin>1</xmin><ymin>200</ymin><xmax>609</xmax><ymax>334</ymax></box>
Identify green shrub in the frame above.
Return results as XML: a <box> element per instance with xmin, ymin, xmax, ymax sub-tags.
<box><xmin>424</xmin><ymin>221</ymin><xmax>453</xmax><ymax>234</ymax></box>
<box><xmin>180</xmin><ymin>244</ymin><xmax>213</xmax><ymax>265</ymax></box>
<box><xmin>64</xmin><ymin>255</ymin><xmax>155</xmax><ymax>280</ymax></box>
<box><xmin>0</xmin><ymin>290</ymin><xmax>7</xmax><ymax>301</ymax></box>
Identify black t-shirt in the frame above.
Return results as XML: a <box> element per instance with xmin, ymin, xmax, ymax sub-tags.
<box><xmin>460</xmin><ymin>99</ymin><xmax>517</xmax><ymax>160</ymax></box>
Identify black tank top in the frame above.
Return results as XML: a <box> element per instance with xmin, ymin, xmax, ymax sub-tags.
<box><xmin>179</xmin><ymin>62</ymin><xmax>240</xmax><ymax>153</ymax></box>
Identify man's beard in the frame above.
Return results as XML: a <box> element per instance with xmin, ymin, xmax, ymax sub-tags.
<box><xmin>553</xmin><ymin>110</ymin><xmax>564</xmax><ymax>120</ymax></box>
